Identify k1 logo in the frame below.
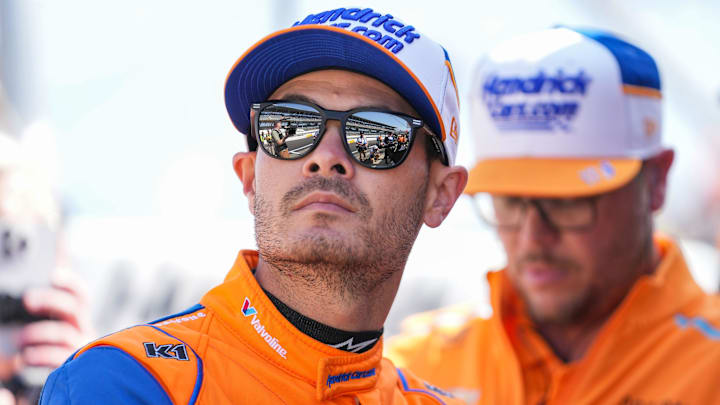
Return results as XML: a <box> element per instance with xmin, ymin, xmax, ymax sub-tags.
<box><xmin>144</xmin><ymin>342</ymin><xmax>190</xmax><ymax>361</ymax></box>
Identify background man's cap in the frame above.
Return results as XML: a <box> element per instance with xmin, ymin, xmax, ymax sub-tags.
<box><xmin>467</xmin><ymin>26</ymin><xmax>663</xmax><ymax>196</ymax></box>
<box><xmin>224</xmin><ymin>6</ymin><xmax>460</xmax><ymax>166</ymax></box>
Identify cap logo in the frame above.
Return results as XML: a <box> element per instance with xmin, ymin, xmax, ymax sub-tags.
<box><xmin>579</xmin><ymin>161</ymin><xmax>616</xmax><ymax>185</ymax></box>
<box><xmin>293</xmin><ymin>8</ymin><xmax>421</xmax><ymax>54</ymax></box>
<box><xmin>482</xmin><ymin>70</ymin><xmax>591</xmax><ymax>132</ymax></box>
<box><xmin>449</xmin><ymin>116</ymin><xmax>459</xmax><ymax>142</ymax></box>
<box><xmin>643</xmin><ymin>117</ymin><xmax>658</xmax><ymax>137</ymax></box>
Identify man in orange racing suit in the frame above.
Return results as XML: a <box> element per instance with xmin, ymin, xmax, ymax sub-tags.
<box><xmin>39</xmin><ymin>5</ymin><xmax>469</xmax><ymax>405</ymax></box>
<box><xmin>387</xmin><ymin>27</ymin><xmax>720</xmax><ymax>405</ymax></box>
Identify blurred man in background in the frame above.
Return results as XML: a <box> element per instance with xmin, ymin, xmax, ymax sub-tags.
<box><xmin>0</xmin><ymin>113</ymin><xmax>94</xmax><ymax>404</ymax></box>
<box><xmin>388</xmin><ymin>27</ymin><xmax>720</xmax><ymax>405</ymax></box>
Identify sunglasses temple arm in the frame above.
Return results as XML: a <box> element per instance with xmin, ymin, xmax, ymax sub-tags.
<box><xmin>423</xmin><ymin>125</ymin><xmax>448</xmax><ymax>164</ymax></box>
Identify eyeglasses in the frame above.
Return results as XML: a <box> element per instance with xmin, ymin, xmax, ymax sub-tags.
<box><xmin>471</xmin><ymin>194</ymin><xmax>598</xmax><ymax>231</ymax></box>
<box><xmin>251</xmin><ymin>100</ymin><xmax>443</xmax><ymax>169</ymax></box>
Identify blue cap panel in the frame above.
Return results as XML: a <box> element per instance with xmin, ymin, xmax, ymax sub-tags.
<box><xmin>224</xmin><ymin>28</ymin><xmax>441</xmax><ymax>150</ymax></box>
<box><xmin>569</xmin><ymin>27</ymin><xmax>661</xmax><ymax>90</ymax></box>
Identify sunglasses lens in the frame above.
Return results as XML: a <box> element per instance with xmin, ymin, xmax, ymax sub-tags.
<box><xmin>346</xmin><ymin>111</ymin><xmax>413</xmax><ymax>169</ymax></box>
<box><xmin>257</xmin><ymin>102</ymin><xmax>322</xmax><ymax>159</ymax></box>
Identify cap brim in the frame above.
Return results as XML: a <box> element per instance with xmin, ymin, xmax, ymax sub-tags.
<box><xmin>224</xmin><ymin>25</ymin><xmax>444</xmax><ymax>151</ymax></box>
<box><xmin>465</xmin><ymin>158</ymin><xmax>642</xmax><ymax>197</ymax></box>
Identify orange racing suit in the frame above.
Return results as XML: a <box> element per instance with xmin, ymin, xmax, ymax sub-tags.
<box><xmin>387</xmin><ymin>237</ymin><xmax>720</xmax><ymax>404</ymax></box>
<box><xmin>40</xmin><ymin>250</ymin><xmax>462</xmax><ymax>405</ymax></box>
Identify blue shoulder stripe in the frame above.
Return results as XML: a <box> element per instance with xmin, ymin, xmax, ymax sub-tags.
<box><xmin>40</xmin><ymin>346</ymin><xmax>173</xmax><ymax>405</ymax></box>
<box><xmin>147</xmin><ymin>324</ymin><xmax>204</xmax><ymax>405</ymax></box>
<box><xmin>562</xmin><ymin>26</ymin><xmax>660</xmax><ymax>91</ymax></box>
<box><xmin>675</xmin><ymin>314</ymin><xmax>720</xmax><ymax>341</ymax></box>
<box><xmin>396</xmin><ymin>369</ymin><xmax>448</xmax><ymax>405</ymax></box>
<box><xmin>149</xmin><ymin>303</ymin><xmax>205</xmax><ymax>324</ymax></box>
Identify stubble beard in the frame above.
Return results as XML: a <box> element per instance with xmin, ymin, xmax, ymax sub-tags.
<box><xmin>524</xmin><ymin>284</ymin><xmax>592</xmax><ymax>326</ymax></box>
<box><xmin>254</xmin><ymin>176</ymin><xmax>428</xmax><ymax>300</ymax></box>
<box><xmin>513</xmin><ymin>252</ymin><xmax>588</xmax><ymax>325</ymax></box>
<box><xmin>517</xmin><ymin>221</ymin><xmax>654</xmax><ymax>326</ymax></box>
<box><xmin>517</xmin><ymin>174</ymin><xmax>657</xmax><ymax>328</ymax></box>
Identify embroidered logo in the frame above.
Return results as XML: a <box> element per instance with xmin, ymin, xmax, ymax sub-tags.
<box><xmin>144</xmin><ymin>342</ymin><xmax>189</xmax><ymax>361</ymax></box>
<box><xmin>578</xmin><ymin>160</ymin><xmax>616</xmax><ymax>185</ymax></box>
<box><xmin>449</xmin><ymin>116</ymin><xmax>459</xmax><ymax>142</ymax></box>
<box><xmin>329</xmin><ymin>337</ymin><xmax>378</xmax><ymax>353</ymax></box>
<box><xmin>293</xmin><ymin>8</ymin><xmax>421</xmax><ymax>54</ymax></box>
<box><xmin>326</xmin><ymin>368</ymin><xmax>376</xmax><ymax>388</ymax></box>
<box><xmin>242</xmin><ymin>297</ymin><xmax>288</xmax><ymax>359</ymax></box>
<box><xmin>482</xmin><ymin>70</ymin><xmax>591</xmax><ymax>132</ymax></box>
<box><xmin>242</xmin><ymin>297</ymin><xmax>257</xmax><ymax>317</ymax></box>
<box><xmin>643</xmin><ymin>117</ymin><xmax>658</xmax><ymax>137</ymax></box>
<box><xmin>155</xmin><ymin>311</ymin><xmax>206</xmax><ymax>327</ymax></box>
<box><xmin>423</xmin><ymin>382</ymin><xmax>455</xmax><ymax>398</ymax></box>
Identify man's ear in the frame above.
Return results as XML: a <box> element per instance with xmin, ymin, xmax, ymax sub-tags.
<box><xmin>233</xmin><ymin>151</ymin><xmax>257</xmax><ymax>214</ymax></box>
<box><xmin>423</xmin><ymin>163</ymin><xmax>469</xmax><ymax>228</ymax></box>
<box><xmin>644</xmin><ymin>148</ymin><xmax>674</xmax><ymax>212</ymax></box>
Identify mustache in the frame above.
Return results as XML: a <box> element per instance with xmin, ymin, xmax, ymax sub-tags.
<box><xmin>279</xmin><ymin>176</ymin><xmax>371</xmax><ymax>217</ymax></box>
<box><xmin>517</xmin><ymin>252</ymin><xmax>580</xmax><ymax>271</ymax></box>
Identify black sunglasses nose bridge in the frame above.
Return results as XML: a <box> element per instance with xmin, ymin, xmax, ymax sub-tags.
<box><xmin>311</xmin><ymin>110</ymin><xmax>347</xmax><ymax>143</ymax></box>
<box><xmin>322</xmin><ymin>111</ymin><xmax>348</xmax><ymax>134</ymax></box>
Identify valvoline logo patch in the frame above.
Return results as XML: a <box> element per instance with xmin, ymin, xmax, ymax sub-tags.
<box><xmin>482</xmin><ymin>70</ymin><xmax>591</xmax><ymax>132</ymax></box>
<box><xmin>242</xmin><ymin>297</ymin><xmax>288</xmax><ymax>359</ymax></box>
<box><xmin>241</xmin><ymin>297</ymin><xmax>257</xmax><ymax>317</ymax></box>
<box><xmin>293</xmin><ymin>8</ymin><xmax>420</xmax><ymax>54</ymax></box>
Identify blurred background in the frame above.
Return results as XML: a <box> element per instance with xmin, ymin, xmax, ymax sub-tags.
<box><xmin>1</xmin><ymin>0</ymin><xmax>719</xmax><ymax>338</ymax></box>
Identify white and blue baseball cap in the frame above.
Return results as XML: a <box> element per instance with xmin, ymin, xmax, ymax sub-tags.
<box><xmin>224</xmin><ymin>6</ymin><xmax>460</xmax><ymax>166</ymax></box>
<box><xmin>466</xmin><ymin>26</ymin><xmax>664</xmax><ymax>196</ymax></box>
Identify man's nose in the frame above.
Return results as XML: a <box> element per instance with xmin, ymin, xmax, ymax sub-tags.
<box><xmin>517</xmin><ymin>202</ymin><xmax>560</xmax><ymax>248</ymax></box>
<box><xmin>302</xmin><ymin>121</ymin><xmax>355</xmax><ymax>178</ymax></box>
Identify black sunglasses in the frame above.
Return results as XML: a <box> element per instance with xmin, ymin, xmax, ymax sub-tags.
<box><xmin>251</xmin><ymin>100</ymin><xmax>442</xmax><ymax>169</ymax></box>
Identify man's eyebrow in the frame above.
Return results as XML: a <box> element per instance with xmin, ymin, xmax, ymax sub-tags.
<box><xmin>276</xmin><ymin>94</ymin><xmax>317</xmax><ymax>105</ymax></box>
<box><xmin>274</xmin><ymin>93</ymin><xmax>398</xmax><ymax>112</ymax></box>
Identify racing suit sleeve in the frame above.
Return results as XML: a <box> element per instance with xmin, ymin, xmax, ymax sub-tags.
<box><xmin>39</xmin><ymin>346</ymin><xmax>173</xmax><ymax>405</ymax></box>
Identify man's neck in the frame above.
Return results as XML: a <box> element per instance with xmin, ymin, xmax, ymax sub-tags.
<box><xmin>254</xmin><ymin>257</ymin><xmax>402</xmax><ymax>332</ymax></box>
<box><xmin>534</xmin><ymin>243</ymin><xmax>662</xmax><ymax>363</ymax></box>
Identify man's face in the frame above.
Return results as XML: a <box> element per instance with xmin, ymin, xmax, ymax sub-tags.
<box><xmin>498</xmin><ymin>174</ymin><xmax>655</xmax><ymax>324</ymax></box>
<box><xmin>250</xmin><ymin>69</ymin><xmax>433</xmax><ymax>295</ymax></box>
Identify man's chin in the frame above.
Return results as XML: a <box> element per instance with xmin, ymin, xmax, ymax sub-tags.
<box><xmin>274</xmin><ymin>232</ymin><xmax>359</xmax><ymax>265</ymax></box>
<box><xmin>289</xmin><ymin>211</ymin><xmax>357</xmax><ymax>229</ymax></box>
<box><xmin>258</xmin><ymin>231</ymin><xmax>392</xmax><ymax>296</ymax></box>
<box><xmin>525</xmin><ymin>294</ymin><xmax>588</xmax><ymax>325</ymax></box>
<box><xmin>298</xmin><ymin>224</ymin><xmax>355</xmax><ymax>241</ymax></box>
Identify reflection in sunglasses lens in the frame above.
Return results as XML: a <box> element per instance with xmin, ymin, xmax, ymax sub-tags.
<box><xmin>258</xmin><ymin>103</ymin><xmax>321</xmax><ymax>159</ymax></box>
<box><xmin>347</xmin><ymin>112</ymin><xmax>412</xmax><ymax>169</ymax></box>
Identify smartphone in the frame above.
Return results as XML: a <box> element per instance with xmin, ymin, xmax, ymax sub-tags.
<box><xmin>0</xmin><ymin>219</ymin><xmax>57</xmax><ymax>357</ymax></box>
